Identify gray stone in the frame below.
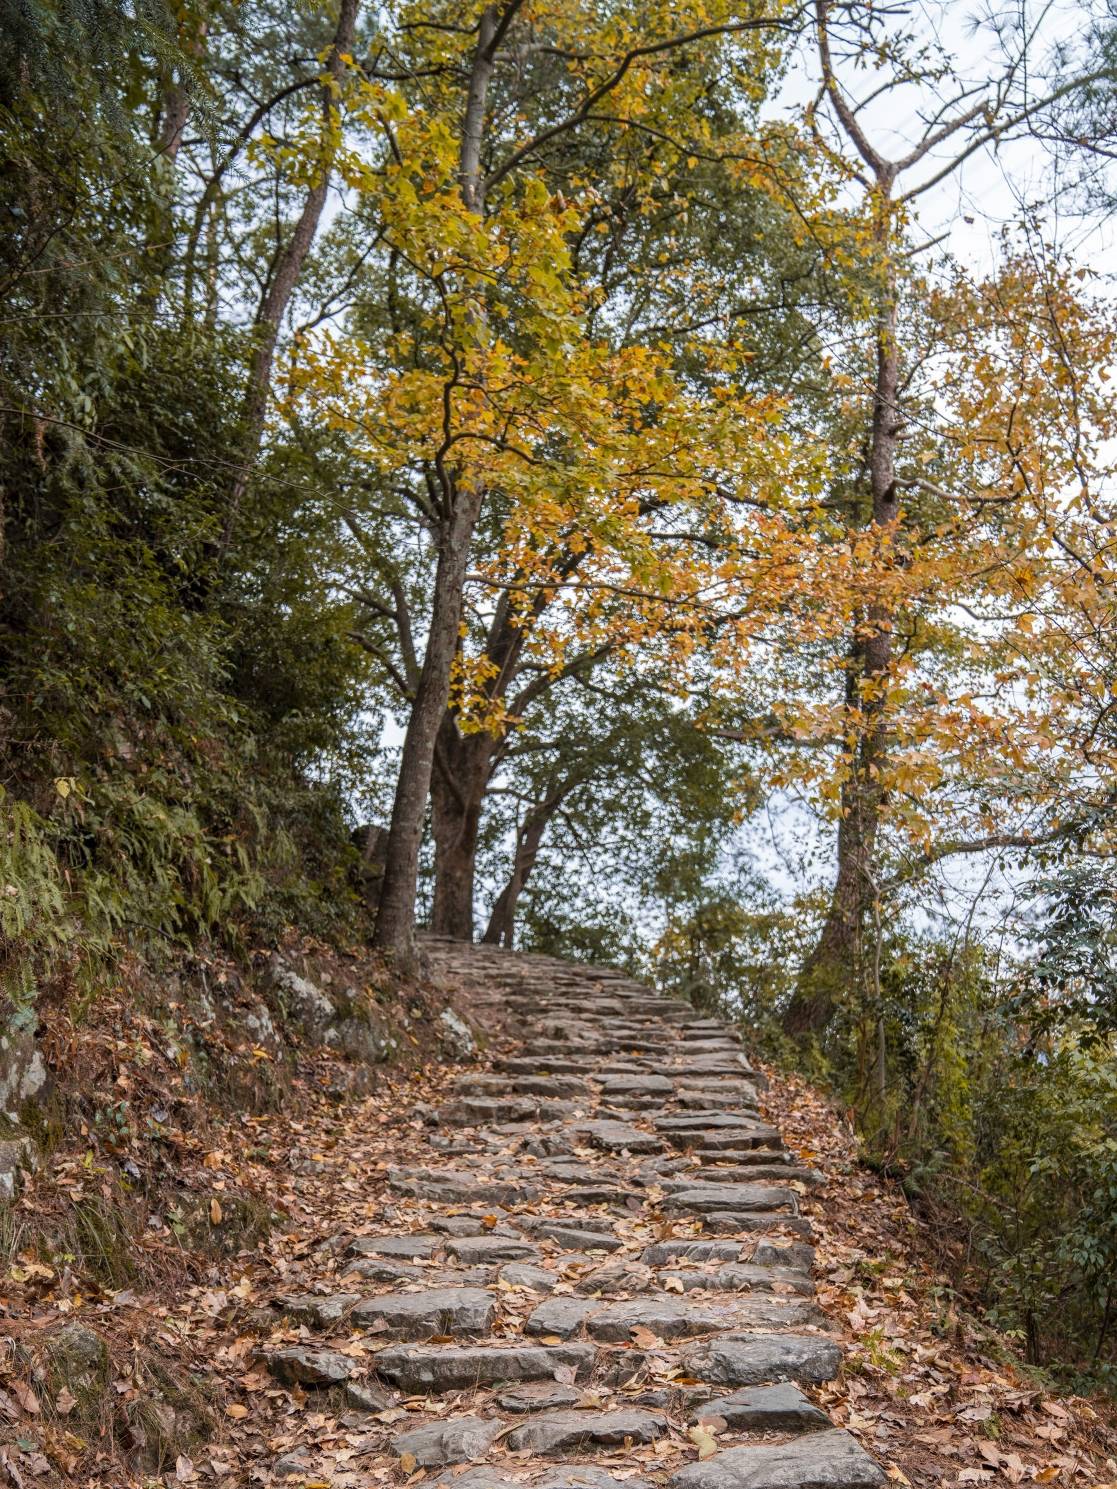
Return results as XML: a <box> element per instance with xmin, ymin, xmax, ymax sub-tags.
<box><xmin>430</xmin><ymin>1213</ymin><xmax>515</xmax><ymax>1236</ymax></box>
<box><xmin>0</xmin><ymin>1009</ymin><xmax>48</xmax><ymax>1122</ymax></box>
<box><xmin>680</xmin><ymin>1333</ymin><xmax>842</xmax><ymax>1387</ymax></box>
<box><xmin>342</xmin><ymin>1256</ymin><xmax>425</xmax><ymax>1284</ymax></box>
<box><xmin>670</xmin><ymin>1429</ymin><xmax>884</xmax><ymax>1489</ymax></box>
<box><xmin>0</xmin><ymin>1136</ymin><xmax>37</xmax><ymax>1202</ymax></box>
<box><xmin>430</xmin><ymin>1472</ymin><xmax>652</xmax><ymax>1489</ymax></box>
<box><xmin>537</xmin><ymin>1471</ymin><xmax>653</xmax><ymax>1489</ymax></box>
<box><xmin>440</xmin><ymin>1096</ymin><xmax>575</xmax><ymax>1125</ymax></box>
<box><xmin>560</xmin><ymin>1183</ymin><xmax>643</xmax><ymax>1207</ymax></box>
<box><xmin>393</xmin><ymin>1415</ymin><xmax>506</xmax><ymax>1467</ymax></box>
<box><xmin>388</xmin><ymin>1167</ymin><xmax>535</xmax><ymax>1205</ymax></box>
<box><xmin>689</xmin><ymin>1383</ymin><xmax>831</xmax><ymax>1433</ymax></box>
<box><xmin>343</xmin><ymin>1380</ymin><xmax>395</xmax><ymax>1412</ymax></box>
<box><xmin>525</xmin><ymin>1297</ymin><xmax>598</xmax><ymax>1338</ymax></box>
<box><xmin>643</xmin><ymin>1240</ymin><xmax>742</xmax><ymax>1265</ymax></box>
<box><xmin>507</xmin><ymin>1407</ymin><xmax>667</xmax><ymax>1454</ymax></box>
<box><xmin>573</xmin><ymin>1120</ymin><xmax>662</xmax><ymax>1154</ymax></box>
<box><xmin>374</xmin><ymin>1342</ymin><xmax>595</xmax><ymax>1393</ymax></box>
<box><xmin>752</xmin><ymin>1240</ymin><xmax>815</xmax><ymax>1272</ymax></box>
<box><xmin>495</xmin><ymin>1382</ymin><xmax>582</xmax><ymax>1413</ymax></box>
<box><xmin>274</xmin><ymin>1292</ymin><xmax>361</xmax><ymax>1326</ymax></box>
<box><xmin>439</xmin><ymin>1008</ymin><xmax>477</xmax><ymax>1058</ymax></box>
<box><xmin>274</xmin><ymin>1450</ymin><xmax>314</xmax><ymax>1479</ymax></box>
<box><xmin>571</xmin><ymin>1261</ymin><xmax>653</xmax><ymax>1295</ymax></box>
<box><xmin>531</xmin><ymin>1223</ymin><xmax>625</xmax><ymax>1252</ymax></box>
<box><xmin>692</xmin><ymin>1131</ymin><xmax>784</xmax><ymax>1153</ymax></box>
<box><xmin>445</xmin><ymin>1234</ymin><xmax>537</xmax><ymax>1263</ymax></box>
<box><xmin>682</xmin><ymin>1164</ymin><xmax>823</xmax><ymax>1188</ymax></box>
<box><xmin>583</xmin><ymin>1298</ymin><xmax>721</xmax><ymax>1342</ymax></box>
<box><xmin>664</xmin><ymin>1184</ymin><xmax>797</xmax><ymax>1215</ymax></box>
<box><xmin>268</xmin><ymin>955</ymin><xmax>336</xmax><ymax>1035</ymax></box>
<box><xmin>353</xmin><ymin>1287</ymin><xmax>494</xmax><ymax>1339</ymax></box>
<box><xmin>600</xmin><ymin>1075</ymin><xmax>674</xmax><ymax>1096</ymax></box>
<box><xmin>266</xmin><ymin>1347</ymin><xmax>354</xmax><ymax>1386</ymax></box>
<box><xmin>703</xmin><ymin>1214</ymin><xmax>814</xmax><ymax>1238</ymax></box>
<box><xmin>41</xmin><ymin>1322</ymin><xmax>109</xmax><ymax>1400</ymax></box>
<box><xmin>347</xmin><ymin>1232</ymin><xmax>443</xmax><ymax>1260</ymax></box>
<box><xmin>499</xmin><ymin>1262</ymin><xmax>557</xmax><ymax>1291</ymax></box>
<box><xmin>657</xmin><ymin>1113</ymin><xmax>780</xmax><ymax>1134</ymax></box>
<box><xmin>663</xmin><ymin>1264</ymin><xmax>814</xmax><ymax>1296</ymax></box>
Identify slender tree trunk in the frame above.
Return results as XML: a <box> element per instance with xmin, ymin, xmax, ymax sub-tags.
<box><xmin>785</xmin><ymin>179</ymin><xmax>900</xmax><ymax>1037</ymax></box>
<box><xmin>430</xmin><ymin>723</ymin><xmax>495</xmax><ymax>939</ymax></box>
<box><xmin>372</xmin><ymin>5</ymin><xmax>505</xmax><ymax>970</ymax></box>
<box><xmin>374</xmin><ymin>488</ymin><xmax>486</xmax><ymax>969</ymax></box>
<box><xmin>223</xmin><ymin>0</ymin><xmax>359</xmax><ymax>550</ymax></box>
<box><xmin>482</xmin><ymin>778</ymin><xmax>577</xmax><ymax>947</ymax></box>
<box><xmin>482</xmin><ymin>804</ymin><xmax>550</xmax><ymax>947</ymax></box>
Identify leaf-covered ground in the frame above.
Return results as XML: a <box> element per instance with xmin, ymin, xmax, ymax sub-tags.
<box><xmin>0</xmin><ymin>969</ymin><xmax>1113</xmax><ymax>1489</ymax></box>
<box><xmin>765</xmin><ymin>1073</ymin><xmax>1117</xmax><ymax>1488</ymax></box>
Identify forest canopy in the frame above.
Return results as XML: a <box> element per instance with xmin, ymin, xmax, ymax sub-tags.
<box><xmin>3</xmin><ymin>0</ymin><xmax>1117</xmax><ymax>1382</ymax></box>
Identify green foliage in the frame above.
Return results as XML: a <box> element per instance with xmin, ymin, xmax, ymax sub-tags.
<box><xmin>792</xmin><ymin>928</ymin><xmax>1117</xmax><ymax>1388</ymax></box>
<box><xmin>0</xmin><ymin>7</ymin><xmax>381</xmax><ymax>999</ymax></box>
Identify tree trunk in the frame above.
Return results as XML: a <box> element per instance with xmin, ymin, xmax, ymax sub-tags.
<box><xmin>223</xmin><ymin>0</ymin><xmax>359</xmax><ymax>550</ymax></box>
<box><xmin>430</xmin><ymin>722</ymin><xmax>495</xmax><ymax>940</ymax></box>
<box><xmin>373</xmin><ymin>488</ymin><xmax>485</xmax><ymax>970</ymax></box>
<box><xmin>482</xmin><ymin>777</ymin><xmax>579</xmax><ymax>947</ymax></box>
<box><xmin>482</xmin><ymin>803</ymin><xmax>551</xmax><ymax>947</ymax></box>
<box><xmin>785</xmin><ymin>180</ymin><xmax>900</xmax><ymax>1038</ymax></box>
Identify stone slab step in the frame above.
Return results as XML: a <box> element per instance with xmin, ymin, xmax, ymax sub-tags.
<box><xmin>670</xmin><ymin>1428</ymin><xmax>885</xmax><ymax>1489</ymax></box>
<box><xmin>507</xmin><ymin>1407</ymin><xmax>667</xmax><ymax>1454</ymax></box>
<box><xmin>680</xmin><ymin>1333</ymin><xmax>842</xmax><ymax>1387</ymax></box>
<box><xmin>352</xmin><ymin>1287</ymin><xmax>494</xmax><ymax>1339</ymax></box>
<box><xmin>374</xmin><ymin>1342</ymin><xmax>596</xmax><ymax>1393</ymax></box>
<box><xmin>689</xmin><ymin>1382</ymin><xmax>831</xmax><ymax>1433</ymax></box>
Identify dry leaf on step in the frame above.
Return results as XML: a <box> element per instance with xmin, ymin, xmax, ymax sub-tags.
<box><xmin>686</xmin><ymin>1424</ymin><xmax>718</xmax><ymax>1460</ymax></box>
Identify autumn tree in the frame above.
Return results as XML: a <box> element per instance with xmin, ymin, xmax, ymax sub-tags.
<box><xmin>764</xmin><ymin>0</ymin><xmax>1116</xmax><ymax>1036</ymax></box>
<box><xmin>287</xmin><ymin>0</ymin><xmax>805</xmax><ymax>970</ymax></box>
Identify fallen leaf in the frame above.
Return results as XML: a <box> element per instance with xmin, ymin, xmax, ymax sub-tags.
<box><xmin>12</xmin><ymin>1381</ymin><xmax>39</xmax><ymax>1415</ymax></box>
<box><xmin>54</xmin><ymin>1387</ymin><xmax>77</xmax><ymax>1416</ymax></box>
<box><xmin>687</xmin><ymin>1424</ymin><xmax>718</xmax><ymax>1460</ymax></box>
<box><xmin>225</xmin><ymin>1403</ymin><xmax>248</xmax><ymax>1420</ymax></box>
<box><xmin>210</xmin><ymin>1197</ymin><xmax>223</xmax><ymax>1225</ymax></box>
<box><xmin>399</xmin><ymin>1451</ymin><xmax>418</xmax><ymax>1474</ymax></box>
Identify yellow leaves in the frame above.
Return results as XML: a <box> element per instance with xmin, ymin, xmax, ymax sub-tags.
<box><xmin>686</xmin><ymin>1422</ymin><xmax>720</xmax><ymax>1459</ymax></box>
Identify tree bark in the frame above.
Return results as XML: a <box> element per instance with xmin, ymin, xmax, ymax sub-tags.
<box><xmin>373</xmin><ymin>485</ymin><xmax>486</xmax><ymax>969</ymax></box>
<box><xmin>784</xmin><ymin>174</ymin><xmax>900</xmax><ymax>1037</ymax></box>
<box><xmin>482</xmin><ymin>799</ymin><xmax>553</xmax><ymax>947</ymax></box>
<box><xmin>223</xmin><ymin>0</ymin><xmax>359</xmax><ymax>549</ymax></box>
<box><xmin>429</xmin><ymin>722</ymin><xmax>495</xmax><ymax>939</ymax></box>
<box><xmin>371</xmin><ymin>5</ymin><xmax>520</xmax><ymax>969</ymax></box>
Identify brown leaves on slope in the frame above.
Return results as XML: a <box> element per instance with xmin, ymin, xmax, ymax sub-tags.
<box><xmin>760</xmin><ymin>1066</ymin><xmax>1117</xmax><ymax>1489</ymax></box>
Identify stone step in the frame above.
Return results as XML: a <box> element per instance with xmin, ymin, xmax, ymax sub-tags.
<box><xmin>680</xmin><ymin>1332</ymin><xmax>842</xmax><ymax>1386</ymax></box>
<box><xmin>387</xmin><ymin>1168</ymin><xmax>537</xmax><ymax>1205</ymax></box>
<box><xmin>374</xmin><ymin>1342</ymin><xmax>596</xmax><ymax>1393</ymax></box>
<box><xmin>689</xmin><ymin>1382</ymin><xmax>831</xmax><ymax>1433</ymax></box>
<box><xmin>507</xmin><ymin>1407</ymin><xmax>667</xmax><ymax>1454</ymax></box>
<box><xmin>670</xmin><ymin>1428</ymin><xmax>885</xmax><ymax>1489</ymax></box>
<box><xmin>351</xmin><ymin>1287</ymin><xmax>495</xmax><ymax>1339</ymax></box>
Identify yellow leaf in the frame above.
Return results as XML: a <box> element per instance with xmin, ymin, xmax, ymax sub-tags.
<box><xmin>399</xmin><ymin>1452</ymin><xmax>418</xmax><ymax>1474</ymax></box>
<box><xmin>687</xmin><ymin>1423</ymin><xmax>718</xmax><ymax>1460</ymax></box>
<box><xmin>210</xmin><ymin>1197</ymin><xmax>223</xmax><ymax>1225</ymax></box>
<box><xmin>225</xmin><ymin>1403</ymin><xmax>248</xmax><ymax>1420</ymax></box>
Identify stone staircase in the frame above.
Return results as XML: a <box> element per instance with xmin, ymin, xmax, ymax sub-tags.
<box><xmin>264</xmin><ymin>941</ymin><xmax>886</xmax><ymax>1488</ymax></box>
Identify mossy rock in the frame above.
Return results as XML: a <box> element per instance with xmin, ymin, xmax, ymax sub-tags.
<box><xmin>170</xmin><ymin>1193</ymin><xmax>274</xmax><ymax>1256</ymax></box>
<box><xmin>41</xmin><ymin>1322</ymin><xmax>111</xmax><ymax>1416</ymax></box>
